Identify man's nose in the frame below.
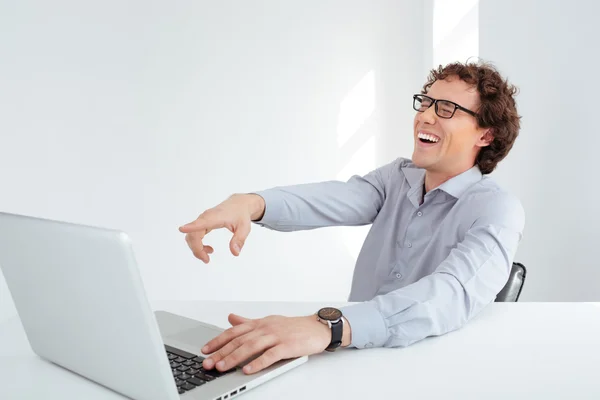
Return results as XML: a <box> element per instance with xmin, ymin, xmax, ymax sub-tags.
<box><xmin>418</xmin><ymin>105</ymin><xmax>437</xmax><ymax>125</ymax></box>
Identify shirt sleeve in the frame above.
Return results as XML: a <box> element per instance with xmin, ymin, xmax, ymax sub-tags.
<box><xmin>251</xmin><ymin>158</ymin><xmax>404</xmax><ymax>232</ymax></box>
<box><xmin>340</xmin><ymin>191</ymin><xmax>525</xmax><ymax>349</ymax></box>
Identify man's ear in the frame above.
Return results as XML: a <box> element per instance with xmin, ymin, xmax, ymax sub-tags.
<box><xmin>478</xmin><ymin>128</ymin><xmax>493</xmax><ymax>147</ymax></box>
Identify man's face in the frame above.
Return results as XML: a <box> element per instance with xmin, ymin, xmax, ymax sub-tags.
<box><xmin>412</xmin><ymin>76</ymin><xmax>491</xmax><ymax>173</ymax></box>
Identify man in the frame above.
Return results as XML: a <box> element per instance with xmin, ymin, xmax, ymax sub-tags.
<box><xmin>179</xmin><ymin>61</ymin><xmax>524</xmax><ymax>375</ymax></box>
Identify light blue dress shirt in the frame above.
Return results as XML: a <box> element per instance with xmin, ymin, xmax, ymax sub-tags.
<box><xmin>253</xmin><ymin>157</ymin><xmax>524</xmax><ymax>349</ymax></box>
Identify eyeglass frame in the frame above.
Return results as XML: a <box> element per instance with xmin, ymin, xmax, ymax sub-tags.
<box><xmin>413</xmin><ymin>93</ymin><xmax>479</xmax><ymax>119</ymax></box>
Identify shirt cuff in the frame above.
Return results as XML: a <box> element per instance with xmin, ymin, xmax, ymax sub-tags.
<box><xmin>340</xmin><ymin>301</ymin><xmax>388</xmax><ymax>349</ymax></box>
<box><xmin>250</xmin><ymin>189</ymin><xmax>284</xmax><ymax>227</ymax></box>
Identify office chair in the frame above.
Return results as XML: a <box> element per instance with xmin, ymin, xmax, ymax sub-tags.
<box><xmin>495</xmin><ymin>262</ymin><xmax>526</xmax><ymax>302</ymax></box>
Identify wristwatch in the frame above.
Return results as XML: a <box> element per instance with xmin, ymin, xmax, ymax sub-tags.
<box><xmin>316</xmin><ymin>307</ymin><xmax>344</xmax><ymax>352</ymax></box>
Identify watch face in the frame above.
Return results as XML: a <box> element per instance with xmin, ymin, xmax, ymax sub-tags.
<box><xmin>318</xmin><ymin>307</ymin><xmax>342</xmax><ymax>321</ymax></box>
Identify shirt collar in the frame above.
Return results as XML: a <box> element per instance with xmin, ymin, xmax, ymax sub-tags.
<box><xmin>402</xmin><ymin>164</ymin><xmax>483</xmax><ymax>199</ymax></box>
<box><xmin>401</xmin><ymin>167</ymin><xmax>426</xmax><ymax>208</ymax></box>
<box><xmin>402</xmin><ymin>166</ymin><xmax>426</xmax><ymax>188</ymax></box>
<box><xmin>436</xmin><ymin>165</ymin><xmax>483</xmax><ymax>198</ymax></box>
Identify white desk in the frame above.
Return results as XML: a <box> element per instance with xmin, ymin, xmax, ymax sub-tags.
<box><xmin>1</xmin><ymin>301</ymin><xmax>600</xmax><ymax>400</ymax></box>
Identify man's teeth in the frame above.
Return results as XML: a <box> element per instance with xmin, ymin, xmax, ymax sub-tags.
<box><xmin>418</xmin><ymin>132</ymin><xmax>440</xmax><ymax>143</ymax></box>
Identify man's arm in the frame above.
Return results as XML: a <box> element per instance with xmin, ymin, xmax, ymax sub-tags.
<box><xmin>340</xmin><ymin>192</ymin><xmax>525</xmax><ymax>348</ymax></box>
<box><xmin>179</xmin><ymin>158</ymin><xmax>403</xmax><ymax>263</ymax></box>
<box><xmin>251</xmin><ymin>158</ymin><xmax>402</xmax><ymax>231</ymax></box>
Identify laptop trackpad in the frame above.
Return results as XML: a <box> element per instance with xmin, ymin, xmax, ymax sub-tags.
<box><xmin>167</xmin><ymin>325</ymin><xmax>224</xmax><ymax>352</ymax></box>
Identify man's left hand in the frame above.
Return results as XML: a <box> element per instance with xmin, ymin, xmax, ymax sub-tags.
<box><xmin>200</xmin><ymin>313</ymin><xmax>334</xmax><ymax>374</ymax></box>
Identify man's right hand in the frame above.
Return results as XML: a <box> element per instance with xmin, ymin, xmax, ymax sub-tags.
<box><xmin>179</xmin><ymin>194</ymin><xmax>266</xmax><ymax>263</ymax></box>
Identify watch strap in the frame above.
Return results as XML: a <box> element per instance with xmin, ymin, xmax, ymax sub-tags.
<box><xmin>325</xmin><ymin>318</ymin><xmax>343</xmax><ymax>352</ymax></box>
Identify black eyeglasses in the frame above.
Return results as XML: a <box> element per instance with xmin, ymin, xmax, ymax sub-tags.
<box><xmin>413</xmin><ymin>94</ymin><xmax>478</xmax><ymax>119</ymax></box>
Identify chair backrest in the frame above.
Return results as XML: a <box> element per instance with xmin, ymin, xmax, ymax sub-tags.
<box><xmin>495</xmin><ymin>262</ymin><xmax>527</xmax><ymax>302</ymax></box>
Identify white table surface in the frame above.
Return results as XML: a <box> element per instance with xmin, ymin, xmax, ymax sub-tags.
<box><xmin>1</xmin><ymin>301</ymin><xmax>600</xmax><ymax>400</ymax></box>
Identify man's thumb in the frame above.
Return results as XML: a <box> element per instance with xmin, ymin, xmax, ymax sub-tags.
<box><xmin>229</xmin><ymin>220</ymin><xmax>251</xmax><ymax>256</ymax></box>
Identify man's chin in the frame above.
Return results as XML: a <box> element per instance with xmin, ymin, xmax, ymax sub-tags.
<box><xmin>411</xmin><ymin>154</ymin><xmax>429</xmax><ymax>168</ymax></box>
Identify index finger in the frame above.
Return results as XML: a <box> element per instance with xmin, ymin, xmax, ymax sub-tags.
<box><xmin>202</xmin><ymin>323</ymin><xmax>254</xmax><ymax>355</ymax></box>
<box><xmin>179</xmin><ymin>217</ymin><xmax>224</xmax><ymax>234</ymax></box>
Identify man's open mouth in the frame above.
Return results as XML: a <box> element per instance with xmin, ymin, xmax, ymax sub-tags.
<box><xmin>418</xmin><ymin>132</ymin><xmax>440</xmax><ymax>144</ymax></box>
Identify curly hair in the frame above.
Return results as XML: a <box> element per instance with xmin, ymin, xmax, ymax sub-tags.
<box><xmin>421</xmin><ymin>61</ymin><xmax>521</xmax><ymax>174</ymax></box>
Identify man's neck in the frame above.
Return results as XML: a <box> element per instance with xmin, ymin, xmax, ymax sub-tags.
<box><xmin>424</xmin><ymin>165</ymin><xmax>473</xmax><ymax>193</ymax></box>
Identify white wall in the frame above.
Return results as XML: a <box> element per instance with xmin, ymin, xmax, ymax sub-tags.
<box><xmin>479</xmin><ymin>0</ymin><xmax>600</xmax><ymax>301</ymax></box>
<box><xmin>0</xmin><ymin>0</ymin><xmax>425</xmax><ymax>323</ymax></box>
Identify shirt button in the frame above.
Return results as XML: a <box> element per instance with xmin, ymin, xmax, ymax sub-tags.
<box><xmin>395</xmin><ymin>273</ymin><xmax>402</xmax><ymax>279</ymax></box>
<box><xmin>417</xmin><ymin>211</ymin><xmax>423</xmax><ymax>217</ymax></box>
<box><xmin>407</xmin><ymin>242</ymin><xmax>412</xmax><ymax>248</ymax></box>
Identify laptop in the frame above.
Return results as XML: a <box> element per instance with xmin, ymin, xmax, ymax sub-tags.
<box><xmin>0</xmin><ymin>212</ymin><xmax>307</xmax><ymax>400</ymax></box>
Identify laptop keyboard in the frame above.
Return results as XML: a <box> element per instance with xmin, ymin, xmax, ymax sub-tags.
<box><xmin>165</xmin><ymin>344</ymin><xmax>236</xmax><ymax>395</ymax></box>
